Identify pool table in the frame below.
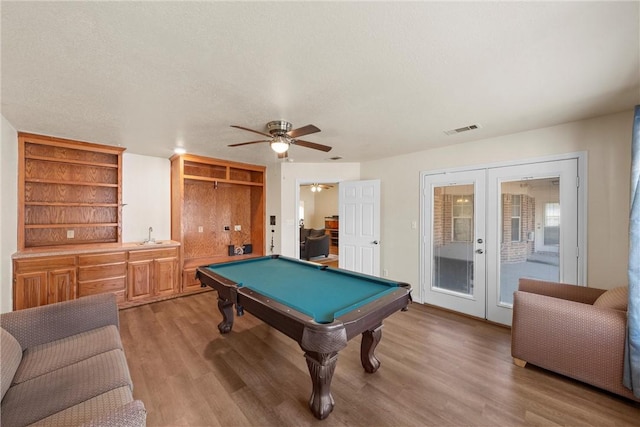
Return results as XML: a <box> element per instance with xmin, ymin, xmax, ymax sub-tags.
<box><xmin>195</xmin><ymin>255</ymin><xmax>412</xmax><ymax>420</ymax></box>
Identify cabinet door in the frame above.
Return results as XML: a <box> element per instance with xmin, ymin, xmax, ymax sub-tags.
<box><xmin>154</xmin><ymin>257</ymin><xmax>178</xmax><ymax>297</ymax></box>
<box><xmin>127</xmin><ymin>260</ymin><xmax>153</xmax><ymax>301</ymax></box>
<box><xmin>182</xmin><ymin>267</ymin><xmax>203</xmax><ymax>293</ymax></box>
<box><xmin>47</xmin><ymin>268</ymin><xmax>76</xmax><ymax>304</ymax></box>
<box><xmin>15</xmin><ymin>271</ymin><xmax>47</xmax><ymax>310</ymax></box>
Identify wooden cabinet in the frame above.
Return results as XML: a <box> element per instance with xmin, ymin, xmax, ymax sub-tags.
<box><xmin>325</xmin><ymin>216</ymin><xmax>339</xmax><ymax>255</ymax></box>
<box><xmin>171</xmin><ymin>154</ymin><xmax>265</xmax><ymax>291</ymax></box>
<box><xmin>12</xmin><ymin>243</ymin><xmax>181</xmax><ymax>310</ymax></box>
<box><xmin>77</xmin><ymin>252</ymin><xmax>127</xmax><ymax>303</ymax></box>
<box><xmin>14</xmin><ymin>256</ymin><xmax>76</xmax><ymax>310</ymax></box>
<box><xmin>127</xmin><ymin>248</ymin><xmax>179</xmax><ymax>302</ymax></box>
<box><xmin>18</xmin><ymin>133</ymin><xmax>124</xmax><ymax>250</ymax></box>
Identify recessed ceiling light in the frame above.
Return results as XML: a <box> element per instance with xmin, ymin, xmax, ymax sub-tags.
<box><xmin>174</xmin><ymin>147</ymin><xmax>187</xmax><ymax>154</ymax></box>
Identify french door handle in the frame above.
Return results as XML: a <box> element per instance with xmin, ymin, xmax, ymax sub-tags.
<box><xmin>475</xmin><ymin>249</ymin><xmax>484</xmax><ymax>254</ymax></box>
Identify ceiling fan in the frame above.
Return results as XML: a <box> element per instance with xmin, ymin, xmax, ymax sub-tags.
<box><xmin>306</xmin><ymin>183</ymin><xmax>333</xmax><ymax>192</ymax></box>
<box><xmin>228</xmin><ymin>120</ymin><xmax>332</xmax><ymax>156</ymax></box>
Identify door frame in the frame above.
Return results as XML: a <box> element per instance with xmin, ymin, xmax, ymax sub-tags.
<box><xmin>418</xmin><ymin>151</ymin><xmax>587</xmax><ymax>308</ymax></box>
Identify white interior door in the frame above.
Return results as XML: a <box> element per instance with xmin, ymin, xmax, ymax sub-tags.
<box><xmin>422</xmin><ymin>170</ymin><xmax>487</xmax><ymax>319</ymax></box>
<box><xmin>339</xmin><ymin>180</ymin><xmax>381</xmax><ymax>276</ymax></box>
<box><xmin>485</xmin><ymin>159</ymin><xmax>579</xmax><ymax>325</ymax></box>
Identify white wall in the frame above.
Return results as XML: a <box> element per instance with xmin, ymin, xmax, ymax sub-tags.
<box><xmin>265</xmin><ymin>161</ymin><xmax>282</xmax><ymax>255</ymax></box>
<box><xmin>299</xmin><ymin>186</ymin><xmax>338</xmax><ymax>229</ymax></box>
<box><xmin>313</xmin><ymin>187</ymin><xmax>339</xmax><ymax>228</ymax></box>
<box><xmin>361</xmin><ymin>110</ymin><xmax>633</xmax><ymax>298</ymax></box>
<box><xmin>122</xmin><ymin>153</ymin><xmax>171</xmax><ymax>242</ymax></box>
<box><xmin>1</xmin><ymin>116</ymin><xmax>18</xmax><ymax>312</ymax></box>
<box><xmin>280</xmin><ymin>162</ymin><xmax>360</xmax><ymax>256</ymax></box>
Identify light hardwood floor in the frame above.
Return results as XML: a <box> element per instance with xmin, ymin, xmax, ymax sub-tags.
<box><xmin>119</xmin><ymin>291</ymin><xmax>640</xmax><ymax>426</ymax></box>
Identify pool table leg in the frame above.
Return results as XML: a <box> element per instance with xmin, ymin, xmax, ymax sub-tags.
<box><xmin>360</xmin><ymin>324</ymin><xmax>383</xmax><ymax>373</ymax></box>
<box><xmin>304</xmin><ymin>351</ymin><xmax>338</xmax><ymax>420</ymax></box>
<box><xmin>217</xmin><ymin>297</ymin><xmax>235</xmax><ymax>333</ymax></box>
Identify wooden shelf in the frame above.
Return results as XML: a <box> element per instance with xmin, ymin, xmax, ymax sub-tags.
<box><xmin>24</xmin><ymin>155</ymin><xmax>119</xmax><ymax>169</ymax></box>
<box><xmin>25</xmin><ymin>178</ymin><xmax>119</xmax><ymax>187</ymax></box>
<box><xmin>25</xmin><ymin>202</ymin><xmax>119</xmax><ymax>207</ymax></box>
<box><xmin>25</xmin><ymin>223</ymin><xmax>118</xmax><ymax>229</ymax></box>
<box><xmin>183</xmin><ymin>174</ymin><xmax>264</xmax><ymax>186</ymax></box>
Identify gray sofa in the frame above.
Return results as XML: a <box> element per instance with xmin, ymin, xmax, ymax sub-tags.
<box><xmin>1</xmin><ymin>293</ymin><xmax>146</xmax><ymax>427</ymax></box>
<box><xmin>300</xmin><ymin>228</ymin><xmax>330</xmax><ymax>260</ymax></box>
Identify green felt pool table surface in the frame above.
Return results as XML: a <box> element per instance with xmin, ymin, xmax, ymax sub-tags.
<box><xmin>203</xmin><ymin>256</ymin><xmax>402</xmax><ymax>324</ymax></box>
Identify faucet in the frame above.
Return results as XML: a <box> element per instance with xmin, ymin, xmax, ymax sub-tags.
<box><xmin>146</xmin><ymin>226</ymin><xmax>154</xmax><ymax>243</ymax></box>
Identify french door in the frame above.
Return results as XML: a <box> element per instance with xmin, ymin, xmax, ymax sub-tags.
<box><xmin>422</xmin><ymin>170</ymin><xmax>487</xmax><ymax>318</ymax></box>
<box><xmin>422</xmin><ymin>158</ymin><xmax>582</xmax><ymax>325</ymax></box>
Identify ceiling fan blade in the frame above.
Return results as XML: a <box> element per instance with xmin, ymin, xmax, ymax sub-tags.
<box><xmin>230</xmin><ymin>125</ymin><xmax>271</xmax><ymax>138</ymax></box>
<box><xmin>228</xmin><ymin>140</ymin><xmax>270</xmax><ymax>147</ymax></box>
<box><xmin>292</xmin><ymin>139</ymin><xmax>332</xmax><ymax>152</ymax></box>
<box><xmin>287</xmin><ymin>124</ymin><xmax>320</xmax><ymax>139</ymax></box>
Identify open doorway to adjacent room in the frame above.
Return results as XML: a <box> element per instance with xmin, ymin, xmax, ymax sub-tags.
<box><xmin>299</xmin><ymin>183</ymin><xmax>339</xmax><ymax>267</ymax></box>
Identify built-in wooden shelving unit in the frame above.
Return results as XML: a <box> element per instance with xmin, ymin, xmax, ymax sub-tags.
<box><xmin>18</xmin><ymin>133</ymin><xmax>125</xmax><ymax>250</ymax></box>
<box><xmin>171</xmin><ymin>154</ymin><xmax>266</xmax><ymax>292</ymax></box>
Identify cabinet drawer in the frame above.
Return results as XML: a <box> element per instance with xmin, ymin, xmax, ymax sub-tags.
<box><xmin>78</xmin><ymin>252</ymin><xmax>126</xmax><ymax>266</ymax></box>
<box><xmin>78</xmin><ymin>277</ymin><xmax>126</xmax><ymax>297</ymax></box>
<box><xmin>14</xmin><ymin>256</ymin><xmax>76</xmax><ymax>273</ymax></box>
<box><xmin>128</xmin><ymin>247</ymin><xmax>178</xmax><ymax>262</ymax></box>
<box><xmin>78</xmin><ymin>262</ymin><xmax>126</xmax><ymax>281</ymax></box>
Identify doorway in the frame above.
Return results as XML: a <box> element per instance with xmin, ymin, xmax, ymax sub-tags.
<box><xmin>299</xmin><ymin>182</ymin><xmax>339</xmax><ymax>266</ymax></box>
<box><xmin>421</xmin><ymin>155</ymin><xmax>585</xmax><ymax>325</ymax></box>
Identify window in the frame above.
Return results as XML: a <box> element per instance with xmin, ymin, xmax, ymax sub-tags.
<box><xmin>511</xmin><ymin>195</ymin><xmax>521</xmax><ymax>242</ymax></box>
<box><xmin>452</xmin><ymin>196</ymin><xmax>473</xmax><ymax>242</ymax></box>
<box><xmin>544</xmin><ymin>202</ymin><xmax>560</xmax><ymax>245</ymax></box>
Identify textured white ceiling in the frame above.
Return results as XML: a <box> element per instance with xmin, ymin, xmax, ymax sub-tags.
<box><xmin>2</xmin><ymin>1</ymin><xmax>639</xmax><ymax>165</ymax></box>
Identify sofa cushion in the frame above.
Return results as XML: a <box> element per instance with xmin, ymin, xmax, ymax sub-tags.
<box><xmin>29</xmin><ymin>386</ymin><xmax>133</xmax><ymax>427</ymax></box>
<box><xmin>1</xmin><ymin>328</ymin><xmax>22</xmax><ymax>400</ymax></box>
<box><xmin>592</xmin><ymin>286</ymin><xmax>628</xmax><ymax>311</ymax></box>
<box><xmin>309</xmin><ymin>228</ymin><xmax>325</xmax><ymax>237</ymax></box>
<box><xmin>1</xmin><ymin>349</ymin><xmax>133</xmax><ymax>427</ymax></box>
<box><xmin>13</xmin><ymin>325</ymin><xmax>122</xmax><ymax>384</ymax></box>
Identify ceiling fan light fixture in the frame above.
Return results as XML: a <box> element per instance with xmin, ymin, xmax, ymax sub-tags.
<box><xmin>270</xmin><ymin>136</ymin><xmax>290</xmax><ymax>154</ymax></box>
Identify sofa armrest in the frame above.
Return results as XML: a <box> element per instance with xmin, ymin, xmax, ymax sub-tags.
<box><xmin>518</xmin><ymin>278</ymin><xmax>606</xmax><ymax>304</ymax></box>
<box><xmin>0</xmin><ymin>293</ymin><xmax>119</xmax><ymax>350</ymax></box>
<box><xmin>80</xmin><ymin>400</ymin><xmax>147</xmax><ymax>427</ymax></box>
<box><xmin>511</xmin><ymin>290</ymin><xmax>627</xmax><ymax>394</ymax></box>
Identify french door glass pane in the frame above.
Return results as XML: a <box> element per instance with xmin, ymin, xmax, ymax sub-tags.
<box><xmin>499</xmin><ymin>178</ymin><xmax>560</xmax><ymax>305</ymax></box>
<box><xmin>432</xmin><ymin>185</ymin><xmax>474</xmax><ymax>295</ymax></box>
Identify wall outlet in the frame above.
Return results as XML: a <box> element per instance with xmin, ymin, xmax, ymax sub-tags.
<box><xmin>234</xmin><ymin>225</ymin><xmax>241</xmax><ymax>231</ymax></box>
<box><xmin>67</xmin><ymin>230</ymin><xmax>74</xmax><ymax>239</ymax></box>
<box><xmin>382</xmin><ymin>269</ymin><xmax>389</xmax><ymax>277</ymax></box>
<box><xmin>224</xmin><ymin>225</ymin><xmax>230</xmax><ymax>231</ymax></box>
<box><xmin>198</xmin><ymin>226</ymin><xmax>203</xmax><ymax>233</ymax></box>
<box><xmin>411</xmin><ymin>221</ymin><xmax>417</xmax><ymax>230</ymax></box>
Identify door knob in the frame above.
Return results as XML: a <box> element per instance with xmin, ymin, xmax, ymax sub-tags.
<box><xmin>372</xmin><ymin>240</ymin><xmax>379</xmax><ymax>245</ymax></box>
<box><xmin>475</xmin><ymin>249</ymin><xmax>484</xmax><ymax>254</ymax></box>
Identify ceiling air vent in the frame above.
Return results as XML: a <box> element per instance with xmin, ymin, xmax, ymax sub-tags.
<box><xmin>444</xmin><ymin>124</ymin><xmax>481</xmax><ymax>136</ymax></box>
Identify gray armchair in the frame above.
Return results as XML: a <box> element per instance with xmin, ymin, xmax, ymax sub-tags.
<box><xmin>300</xmin><ymin>228</ymin><xmax>330</xmax><ymax>260</ymax></box>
